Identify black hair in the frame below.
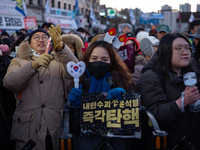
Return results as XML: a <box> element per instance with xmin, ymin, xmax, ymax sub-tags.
<box><xmin>153</xmin><ymin>33</ymin><xmax>191</xmax><ymax>74</ymax></box>
<box><xmin>76</xmin><ymin>27</ymin><xmax>86</xmax><ymax>33</ymax></box>
<box><xmin>190</xmin><ymin>19</ymin><xmax>200</xmax><ymax>30</ymax></box>
<box><xmin>134</xmin><ymin>26</ymin><xmax>144</xmax><ymax>37</ymax></box>
<box><xmin>1</xmin><ymin>32</ymin><xmax>9</xmax><ymax>38</ymax></box>
<box><xmin>20</xmin><ymin>28</ymin><xmax>27</xmax><ymax>34</ymax></box>
<box><xmin>41</xmin><ymin>22</ymin><xmax>54</xmax><ymax>29</ymax></box>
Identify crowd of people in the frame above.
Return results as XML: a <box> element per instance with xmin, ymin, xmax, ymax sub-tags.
<box><xmin>1</xmin><ymin>19</ymin><xmax>200</xmax><ymax>150</ymax></box>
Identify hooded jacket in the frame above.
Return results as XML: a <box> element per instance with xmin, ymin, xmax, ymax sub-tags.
<box><xmin>137</xmin><ymin>51</ymin><xmax>200</xmax><ymax>149</ymax></box>
<box><xmin>3</xmin><ymin>41</ymin><xmax>78</xmax><ymax>150</ymax></box>
<box><xmin>61</xmin><ymin>34</ymin><xmax>84</xmax><ymax>60</ymax></box>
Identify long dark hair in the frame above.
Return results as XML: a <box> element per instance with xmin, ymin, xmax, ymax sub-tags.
<box><xmin>81</xmin><ymin>41</ymin><xmax>135</xmax><ymax>92</ymax></box>
<box><xmin>153</xmin><ymin>33</ymin><xmax>192</xmax><ymax>74</ymax></box>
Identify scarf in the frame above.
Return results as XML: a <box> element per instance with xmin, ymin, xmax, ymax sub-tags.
<box><xmin>86</xmin><ymin>69</ymin><xmax>111</xmax><ymax>93</ymax></box>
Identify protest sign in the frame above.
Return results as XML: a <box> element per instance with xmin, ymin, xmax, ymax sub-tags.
<box><xmin>80</xmin><ymin>92</ymin><xmax>141</xmax><ymax>138</ymax></box>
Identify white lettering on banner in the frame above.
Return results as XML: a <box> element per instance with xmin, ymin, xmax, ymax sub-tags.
<box><xmin>24</xmin><ymin>17</ymin><xmax>37</xmax><ymax>29</ymax></box>
<box><xmin>0</xmin><ymin>15</ymin><xmax>25</xmax><ymax>29</ymax></box>
<box><xmin>118</xmin><ymin>49</ymin><xmax>128</xmax><ymax>61</ymax></box>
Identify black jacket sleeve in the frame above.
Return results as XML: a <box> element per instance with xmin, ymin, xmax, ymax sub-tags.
<box><xmin>137</xmin><ymin>69</ymin><xmax>182</xmax><ymax>125</ymax></box>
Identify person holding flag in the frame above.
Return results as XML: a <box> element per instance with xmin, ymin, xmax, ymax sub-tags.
<box><xmin>3</xmin><ymin>25</ymin><xmax>78</xmax><ymax>150</ymax></box>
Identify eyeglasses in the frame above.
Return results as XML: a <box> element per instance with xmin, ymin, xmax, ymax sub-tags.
<box><xmin>32</xmin><ymin>35</ymin><xmax>49</xmax><ymax>41</ymax></box>
<box><xmin>173</xmin><ymin>47</ymin><xmax>192</xmax><ymax>53</ymax></box>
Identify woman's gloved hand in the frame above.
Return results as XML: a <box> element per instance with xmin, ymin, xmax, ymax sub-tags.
<box><xmin>108</xmin><ymin>87</ymin><xmax>126</xmax><ymax>101</ymax></box>
<box><xmin>31</xmin><ymin>53</ymin><xmax>52</xmax><ymax>70</ymax></box>
<box><xmin>68</xmin><ymin>85</ymin><xmax>83</xmax><ymax>107</ymax></box>
<box><xmin>48</xmin><ymin>24</ymin><xmax>64</xmax><ymax>50</ymax></box>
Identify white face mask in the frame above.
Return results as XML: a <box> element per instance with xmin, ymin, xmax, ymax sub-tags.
<box><xmin>31</xmin><ymin>49</ymin><xmax>41</xmax><ymax>57</ymax></box>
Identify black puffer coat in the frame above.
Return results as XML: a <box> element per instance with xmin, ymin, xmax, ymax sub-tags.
<box><xmin>0</xmin><ymin>54</ymin><xmax>16</xmax><ymax>150</ymax></box>
<box><xmin>137</xmin><ymin>52</ymin><xmax>200</xmax><ymax>150</ymax></box>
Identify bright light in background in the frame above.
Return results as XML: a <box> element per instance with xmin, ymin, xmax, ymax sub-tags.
<box><xmin>100</xmin><ymin>0</ymin><xmax>198</xmax><ymax>13</ymax></box>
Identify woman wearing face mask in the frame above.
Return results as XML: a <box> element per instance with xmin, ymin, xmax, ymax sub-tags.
<box><xmin>137</xmin><ymin>33</ymin><xmax>200</xmax><ymax>149</ymax></box>
<box><xmin>68</xmin><ymin>41</ymin><xmax>137</xmax><ymax>150</ymax></box>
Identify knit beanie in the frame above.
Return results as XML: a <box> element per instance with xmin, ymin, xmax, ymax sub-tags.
<box><xmin>28</xmin><ymin>28</ymin><xmax>49</xmax><ymax>42</ymax></box>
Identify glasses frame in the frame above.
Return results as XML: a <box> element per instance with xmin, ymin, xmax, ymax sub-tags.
<box><xmin>32</xmin><ymin>35</ymin><xmax>49</xmax><ymax>41</ymax></box>
<box><xmin>173</xmin><ymin>47</ymin><xmax>192</xmax><ymax>53</ymax></box>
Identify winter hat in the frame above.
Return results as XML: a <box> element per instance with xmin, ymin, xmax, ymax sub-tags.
<box><xmin>0</xmin><ymin>44</ymin><xmax>9</xmax><ymax>53</ymax></box>
<box><xmin>61</xmin><ymin>34</ymin><xmax>84</xmax><ymax>60</ymax></box>
<box><xmin>121</xmin><ymin>23</ymin><xmax>133</xmax><ymax>32</ymax></box>
<box><xmin>27</xmin><ymin>28</ymin><xmax>49</xmax><ymax>42</ymax></box>
<box><xmin>126</xmin><ymin>32</ymin><xmax>135</xmax><ymax>38</ymax></box>
<box><xmin>140</xmin><ymin>36</ymin><xmax>159</xmax><ymax>57</ymax></box>
<box><xmin>134</xmin><ymin>26</ymin><xmax>145</xmax><ymax>37</ymax></box>
<box><xmin>2</xmin><ymin>38</ymin><xmax>13</xmax><ymax>48</ymax></box>
<box><xmin>123</xmin><ymin>37</ymin><xmax>140</xmax><ymax>51</ymax></box>
<box><xmin>136</xmin><ymin>31</ymin><xmax>149</xmax><ymax>43</ymax></box>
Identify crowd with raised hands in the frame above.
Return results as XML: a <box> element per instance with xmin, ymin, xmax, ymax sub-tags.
<box><xmin>1</xmin><ymin>19</ymin><xmax>200</xmax><ymax>150</ymax></box>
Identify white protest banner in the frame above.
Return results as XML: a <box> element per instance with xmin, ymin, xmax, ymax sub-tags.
<box><xmin>0</xmin><ymin>15</ymin><xmax>25</xmax><ymax>29</ymax></box>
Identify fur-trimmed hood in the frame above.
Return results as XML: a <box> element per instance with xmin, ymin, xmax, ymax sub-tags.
<box><xmin>61</xmin><ymin>34</ymin><xmax>84</xmax><ymax>60</ymax></box>
<box><xmin>135</xmin><ymin>55</ymin><xmax>147</xmax><ymax>65</ymax></box>
<box><xmin>16</xmin><ymin>41</ymin><xmax>33</xmax><ymax>60</ymax></box>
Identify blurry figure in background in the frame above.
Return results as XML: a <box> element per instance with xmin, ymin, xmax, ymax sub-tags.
<box><xmin>90</xmin><ymin>34</ymin><xmax>104</xmax><ymax>45</ymax></box>
<box><xmin>16</xmin><ymin>31</ymin><xmax>24</xmax><ymax>40</ymax></box>
<box><xmin>136</xmin><ymin>31</ymin><xmax>149</xmax><ymax>43</ymax></box>
<box><xmin>1</xmin><ymin>32</ymin><xmax>9</xmax><ymax>40</ymax></box>
<box><xmin>1</xmin><ymin>38</ymin><xmax>13</xmax><ymax>55</ymax></box>
<box><xmin>41</xmin><ymin>22</ymin><xmax>54</xmax><ymax>32</ymax></box>
<box><xmin>189</xmin><ymin>19</ymin><xmax>200</xmax><ymax>51</ymax></box>
<box><xmin>140</xmin><ymin>36</ymin><xmax>159</xmax><ymax>59</ymax></box>
<box><xmin>0</xmin><ymin>44</ymin><xmax>16</xmax><ymax>150</ymax></box>
<box><xmin>74</xmin><ymin>31</ymin><xmax>86</xmax><ymax>45</ymax></box>
<box><xmin>149</xmin><ymin>29</ymin><xmax>158</xmax><ymax>38</ymax></box>
<box><xmin>157</xmin><ymin>24</ymin><xmax>170</xmax><ymax>40</ymax></box>
<box><xmin>61</xmin><ymin>34</ymin><xmax>84</xmax><ymax>60</ymax></box>
<box><xmin>120</xmin><ymin>23</ymin><xmax>132</xmax><ymax>35</ymax></box>
<box><xmin>84</xmin><ymin>30</ymin><xmax>91</xmax><ymax>49</ymax></box>
<box><xmin>19</xmin><ymin>28</ymin><xmax>28</xmax><ymax>35</ymax></box>
<box><xmin>76</xmin><ymin>27</ymin><xmax>87</xmax><ymax>43</ymax></box>
<box><xmin>123</xmin><ymin>36</ymin><xmax>140</xmax><ymax>54</ymax></box>
<box><xmin>10</xmin><ymin>32</ymin><xmax>26</xmax><ymax>54</ymax></box>
<box><xmin>128</xmin><ymin>35</ymin><xmax>159</xmax><ymax>84</ymax></box>
<box><xmin>189</xmin><ymin>27</ymin><xmax>200</xmax><ymax>57</ymax></box>
<box><xmin>126</xmin><ymin>32</ymin><xmax>135</xmax><ymax>38</ymax></box>
<box><xmin>85</xmin><ymin>30</ymin><xmax>91</xmax><ymax>41</ymax></box>
<box><xmin>134</xmin><ymin>26</ymin><xmax>145</xmax><ymax>37</ymax></box>
<box><xmin>191</xmin><ymin>28</ymin><xmax>200</xmax><ymax>73</ymax></box>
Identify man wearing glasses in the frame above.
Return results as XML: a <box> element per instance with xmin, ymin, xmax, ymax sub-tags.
<box><xmin>3</xmin><ymin>25</ymin><xmax>78</xmax><ymax>150</ymax></box>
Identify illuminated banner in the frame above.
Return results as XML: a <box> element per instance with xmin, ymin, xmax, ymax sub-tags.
<box><xmin>80</xmin><ymin>93</ymin><xmax>141</xmax><ymax>138</ymax></box>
